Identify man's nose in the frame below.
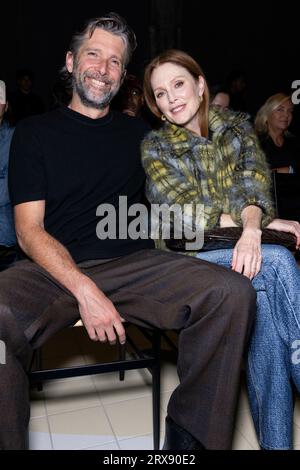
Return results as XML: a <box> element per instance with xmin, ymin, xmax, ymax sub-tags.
<box><xmin>97</xmin><ymin>59</ymin><xmax>109</xmax><ymax>75</ymax></box>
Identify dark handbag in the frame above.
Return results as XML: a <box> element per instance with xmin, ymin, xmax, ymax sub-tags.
<box><xmin>165</xmin><ymin>227</ymin><xmax>296</xmax><ymax>252</ymax></box>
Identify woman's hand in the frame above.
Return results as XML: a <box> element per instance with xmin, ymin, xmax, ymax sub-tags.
<box><xmin>266</xmin><ymin>218</ymin><xmax>300</xmax><ymax>249</ymax></box>
<box><xmin>232</xmin><ymin>228</ymin><xmax>262</xmax><ymax>279</ymax></box>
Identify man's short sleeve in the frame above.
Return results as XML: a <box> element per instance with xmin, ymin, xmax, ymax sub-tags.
<box><xmin>8</xmin><ymin>119</ymin><xmax>47</xmax><ymax>206</ymax></box>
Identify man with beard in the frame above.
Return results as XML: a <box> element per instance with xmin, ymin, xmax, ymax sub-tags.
<box><xmin>2</xmin><ymin>13</ymin><xmax>255</xmax><ymax>450</ymax></box>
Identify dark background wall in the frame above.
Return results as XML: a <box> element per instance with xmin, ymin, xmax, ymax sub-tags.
<box><xmin>1</xmin><ymin>0</ymin><xmax>299</xmax><ymax>129</ymax></box>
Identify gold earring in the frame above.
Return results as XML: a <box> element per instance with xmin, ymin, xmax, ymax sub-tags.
<box><xmin>161</xmin><ymin>114</ymin><xmax>166</xmax><ymax>122</ymax></box>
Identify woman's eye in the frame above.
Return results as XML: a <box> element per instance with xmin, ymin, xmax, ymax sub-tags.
<box><xmin>156</xmin><ymin>92</ymin><xmax>164</xmax><ymax>99</ymax></box>
<box><xmin>88</xmin><ymin>52</ymin><xmax>97</xmax><ymax>57</ymax></box>
<box><xmin>175</xmin><ymin>81</ymin><xmax>184</xmax><ymax>88</ymax></box>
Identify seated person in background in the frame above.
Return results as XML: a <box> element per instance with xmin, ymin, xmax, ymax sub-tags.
<box><xmin>142</xmin><ymin>49</ymin><xmax>300</xmax><ymax>450</ymax></box>
<box><xmin>255</xmin><ymin>93</ymin><xmax>300</xmax><ymax>221</ymax></box>
<box><xmin>113</xmin><ymin>74</ymin><xmax>144</xmax><ymax>117</ymax></box>
<box><xmin>255</xmin><ymin>93</ymin><xmax>300</xmax><ymax>174</ymax></box>
<box><xmin>210</xmin><ymin>84</ymin><xmax>230</xmax><ymax>110</ymax></box>
<box><xmin>225</xmin><ymin>68</ymin><xmax>248</xmax><ymax>112</ymax></box>
<box><xmin>0</xmin><ymin>80</ymin><xmax>16</xmax><ymax>271</ymax></box>
<box><xmin>9</xmin><ymin>69</ymin><xmax>44</xmax><ymax>124</ymax></box>
<box><xmin>50</xmin><ymin>71</ymin><xmax>73</xmax><ymax>109</ymax></box>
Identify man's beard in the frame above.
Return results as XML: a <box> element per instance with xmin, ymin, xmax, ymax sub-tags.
<box><xmin>73</xmin><ymin>69</ymin><xmax>120</xmax><ymax>110</ymax></box>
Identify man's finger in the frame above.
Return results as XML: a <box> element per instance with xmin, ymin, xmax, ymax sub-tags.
<box><xmin>114</xmin><ymin>321</ymin><xmax>126</xmax><ymax>345</ymax></box>
<box><xmin>104</xmin><ymin>325</ymin><xmax>118</xmax><ymax>345</ymax></box>
<box><xmin>95</xmin><ymin>327</ymin><xmax>107</xmax><ymax>343</ymax></box>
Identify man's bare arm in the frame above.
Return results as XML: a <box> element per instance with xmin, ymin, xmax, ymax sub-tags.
<box><xmin>14</xmin><ymin>201</ymin><xmax>126</xmax><ymax>344</ymax></box>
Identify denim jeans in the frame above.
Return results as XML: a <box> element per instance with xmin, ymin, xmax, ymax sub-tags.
<box><xmin>197</xmin><ymin>244</ymin><xmax>300</xmax><ymax>449</ymax></box>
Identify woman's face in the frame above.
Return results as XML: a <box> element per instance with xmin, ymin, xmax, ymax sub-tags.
<box><xmin>150</xmin><ymin>62</ymin><xmax>205</xmax><ymax>135</ymax></box>
<box><xmin>268</xmin><ymin>98</ymin><xmax>294</xmax><ymax>133</ymax></box>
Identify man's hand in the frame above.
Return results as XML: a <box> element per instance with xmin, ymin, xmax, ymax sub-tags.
<box><xmin>14</xmin><ymin>201</ymin><xmax>126</xmax><ymax>345</ymax></box>
<box><xmin>76</xmin><ymin>277</ymin><xmax>126</xmax><ymax>345</ymax></box>
<box><xmin>267</xmin><ymin>218</ymin><xmax>300</xmax><ymax>249</ymax></box>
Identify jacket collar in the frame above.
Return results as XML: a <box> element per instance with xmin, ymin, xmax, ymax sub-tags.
<box><xmin>161</xmin><ymin>107</ymin><xmax>250</xmax><ymax>158</ymax></box>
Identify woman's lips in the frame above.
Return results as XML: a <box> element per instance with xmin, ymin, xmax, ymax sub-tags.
<box><xmin>170</xmin><ymin>104</ymin><xmax>185</xmax><ymax>114</ymax></box>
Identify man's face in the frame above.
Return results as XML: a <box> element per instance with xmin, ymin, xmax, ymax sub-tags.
<box><xmin>66</xmin><ymin>28</ymin><xmax>126</xmax><ymax>110</ymax></box>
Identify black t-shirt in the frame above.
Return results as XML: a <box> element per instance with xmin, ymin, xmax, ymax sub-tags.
<box><xmin>9</xmin><ymin>106</ymin><xmax>154</xmax><ymax>262</ymax></box>
<box><xmin>260</xmin><ymin>134</ymin><xmax>300</xmax><ymax>174</ymax></box>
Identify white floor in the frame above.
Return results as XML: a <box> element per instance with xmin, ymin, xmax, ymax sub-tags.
<box><xmin>29</xmin><ymin>325</ymin><xmax>300</xmax><ymax>450</ymax></box>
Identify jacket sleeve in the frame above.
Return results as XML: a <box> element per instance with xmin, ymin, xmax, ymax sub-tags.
<box><xmin>141</xmin><ymin>134</ymin><xmax>223</xmax><ymax>232</ymax></box>
<box><xmin>227</xmin><ymin>122</ymin><xmax>275</xmax><ymax>227</ymax></box>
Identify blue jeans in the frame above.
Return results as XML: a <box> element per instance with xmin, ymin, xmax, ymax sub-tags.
<box><xmin>197</xmin><ymin>245</ymin><xmax>300</xmax><ymax>449</ymax></box>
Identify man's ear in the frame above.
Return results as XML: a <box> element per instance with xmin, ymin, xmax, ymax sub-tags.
<box><xmin>66</xmin><ymin>52</ymin><xmax>74</xmax><ymax>74</ymax></box>
<box><xmin>121</xmin><ymin>69</ymin><xmax>127</xmax><ymax>85</ymax></box>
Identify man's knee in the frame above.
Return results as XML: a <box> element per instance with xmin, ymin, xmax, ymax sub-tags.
<box><xmin>226</xmin><ymin>273</ymin><xmax>256</xmax><ymax>331</ymax></box>
<box><xmin>0</xmin><ymin>303</ymin><xmax>26</xmax><ymax>350</ymax></box>
<box><xmin>229</xmin><ymin>271</ymin><xmax>256</xmax><ymax>301</ymax></box>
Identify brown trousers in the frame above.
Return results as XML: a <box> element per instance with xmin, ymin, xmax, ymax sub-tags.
<box><xmin>0</xmin><ymin>248</ymin><xmax>255</xmax><ymax>449</ymax></box>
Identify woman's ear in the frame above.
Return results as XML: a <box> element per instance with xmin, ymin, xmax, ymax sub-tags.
<box><xmin>66</xmin><ymin>52</ymin><xmax>74</xmax><ymax>74</ymax></box>
<box><xmin>198</xmin><ymin>76</ymin><xmax>205</xmax><ymax>98</ymax></box>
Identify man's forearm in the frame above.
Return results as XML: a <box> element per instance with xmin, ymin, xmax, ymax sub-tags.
<box><xmin>17</xmin><ymin>226</ymin><xmax>89</xmax><ymax>299</ymax></box>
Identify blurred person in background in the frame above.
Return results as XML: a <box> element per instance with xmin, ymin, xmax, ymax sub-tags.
<box><xmin>0</xmin><ymin>80</ymin><xmax>17</xmax><ymax>270</ymax></box>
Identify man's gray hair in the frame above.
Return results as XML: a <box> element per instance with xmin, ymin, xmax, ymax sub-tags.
<box><xmin>69</xmin><ymin>12</ymin><xmax>137</xmax><ymax>68</ymax></box>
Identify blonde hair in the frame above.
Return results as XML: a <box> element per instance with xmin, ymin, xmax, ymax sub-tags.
<box><xmin>143</xmin><ymin>49</ymin><xmax>210</xmax><ymax>138</ymax></box>
<box><xmin>255</xmin><ymin>93</ymin><xmax>292</xmax><ymax>136</ymax></box>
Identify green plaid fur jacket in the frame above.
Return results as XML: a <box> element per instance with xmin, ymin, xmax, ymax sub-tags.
<box><xmin>141</xmin><ymin>107</ymin><xmax>275</xmax><ymax>232</ymax></box>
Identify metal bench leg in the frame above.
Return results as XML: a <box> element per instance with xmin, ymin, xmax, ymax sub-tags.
<box><xmin>118</xmin><ymin>341</ymin><xmax>126</xmax><ymax>381</ymax></box>
<box><xmin>152</xmin><ymin>329</ymin><xmax>161</xmax><ymax>450</ymax></box>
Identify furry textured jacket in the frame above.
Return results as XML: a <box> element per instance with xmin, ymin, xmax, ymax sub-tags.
<box><xmin>142</xmin><ymin>106</ymin><xmax>275</xmax><ymax>233</ymax></box>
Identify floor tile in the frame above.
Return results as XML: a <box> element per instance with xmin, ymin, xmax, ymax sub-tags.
<box><xmin>92</xmin><ymin>369</ymin><xmax>152</xmax><ymax>405</ymax></box>
<box><xmin>235</xmin><ymin>410</ymin><xmax>260</xmax><ymax>449</ymax></box>
<box><xmin>104</xmin><ymin>396</ymin><xmax>166</xmax><ymax>441</ymax></box>
<box><xmin>118</xmin><ymin>433</ymin><xmax>164</xmax><ymax>450</ymax></box>
<box><xmin>293</xmin><ymin>422</ymin><xmax>300</xmax><ymax>446</ymax></box>
<box><xmin>48</xmin><ymin>406</ymin><xmax>116</xmax><ymax>450</ymax></box>
<box><xmin>84</xmin><ymin>442</ymin><xmax>120</xmax><ymax>451</ymax></box>
<box><xmin>160</xmin><ymin>391</ymin><xmax>172</xmax><ymax>413</ymax></box>
<box><xmin>159</xmin><ymin>361</ymin><xmax>179</xmax><ymax>392</ymax></box>
<box><xmin>29</xmin><ymin>416</ymin><xmax>52</xmax><ymax>450</ymax></box>
<box><xmin>232</xmin><ymin>428</ymin><xmax>254</xmax><ymax>450</ymax></box>
<box><xmin>44</xmin><ymin>376</ymin><xmax>101</xmax><ymax>415</ymax></box>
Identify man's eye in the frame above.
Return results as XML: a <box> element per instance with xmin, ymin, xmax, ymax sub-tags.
<box><xmin>88</xmin><ymin>52</ymin><xmax>97</xmax><ymax>57</ymax></box>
